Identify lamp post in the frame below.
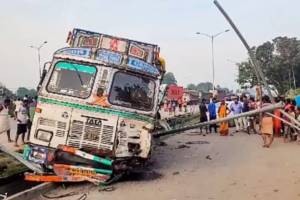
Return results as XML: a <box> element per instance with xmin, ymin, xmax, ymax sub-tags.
<box><xmin>196</xmin><ymin>30</ymin><xmax>229</xmax><ymax>90</ymax></box>
<box><xmin>29</xmin><ymin>41</ymin><xmax>47</xmax><ymax>78</ymax></box>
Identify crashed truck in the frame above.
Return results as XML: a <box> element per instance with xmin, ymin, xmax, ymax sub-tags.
<box><xmin>23</xmin><ymin>29</ymin><xmax>166</xmax><ymax>184</ymax></box>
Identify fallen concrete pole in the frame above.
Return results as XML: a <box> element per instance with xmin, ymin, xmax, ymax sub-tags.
<box><xmin>279</xmin><ymin>109</ymin><xmax>300</xmax><ymax>127</ymax></box>
<box><xmin>266</xmin><ymin>113</ymin><xmax>300</xmax><ymax>131</ymax></box>
<box><xmin>154</xmin><ymin>102</ymin><xmax>284</xmax><ymax>138</ymax></box>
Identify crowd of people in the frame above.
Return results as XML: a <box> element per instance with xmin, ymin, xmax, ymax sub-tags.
<box><xmin>198</xmin><ymin>95</ymin><xmax>300</xmax><ymax>148</ymax></box>
<box><xmin>199</xmin><ymin>96</ymin><xmax>256</xmax><ymax>136</ymax></box>
<box><xmin>1</xmin><ymin>93</ymin><xmax>300</xmax><ymax>149</ymax></box>
<box><xmin>0</xmin><ymin>96</ymin><xmax>37</xmax><ymax>147</ymax></box>
<box><xmin>163</xmin><ymin>98</ymin><xmax>188</xmax><ymax>115</ymax></box>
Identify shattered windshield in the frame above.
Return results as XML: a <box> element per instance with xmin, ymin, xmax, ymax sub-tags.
<box><xmin>108</xmin><ymin>72</ymin><xmax>155</xmax><ymax>111</ymax></box>
<box><xmin>47</xmin><ymin>61</ymin><xmax>96</xmax><ymax>99</ymax></box>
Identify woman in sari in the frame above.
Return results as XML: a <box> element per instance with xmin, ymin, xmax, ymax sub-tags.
<box><xmin>273</xmin><ymin>97</ymin><xmax>282</xmax><ymax>137</ymax></box>
<box><xmin>218</xmin><ymin>100</ymin><xmax>230</xmax><ymax>136</ymax></box>
<box><xmin>261</xmin><ymin>96</ymin><xmax>274</xmax><ymax>148</ymax></box>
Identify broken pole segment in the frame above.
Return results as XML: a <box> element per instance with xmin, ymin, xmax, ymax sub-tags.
<box><xmin>154</xmin><ymin>102</ymin><xmax>283</xmax><ymax>138</ymax></box>
<box><xmin>279</xmin><ymin>109</ymin><xmax>300</xmax><ymax>127</ymax></box>
<box><xmin>266</xmin><ymin>113</ymin><xmax>300</xmax><ymax>131</ymax></box>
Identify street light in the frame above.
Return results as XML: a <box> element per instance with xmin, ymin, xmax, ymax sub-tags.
<box><xmin>29</xmin><ymin>41</ymin><xmax>48</xmax><ymax>78</ymax></box>
<box><xmin>196</xmin><ymin>29</ymin><xmax>229</xmax><ymax>90</ymax></box>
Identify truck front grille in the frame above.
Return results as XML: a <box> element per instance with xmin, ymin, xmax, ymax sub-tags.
<box><xmin>39</xmin><ymin>118</ymin><xmax>56</xmax><ymax>127</ymax></box>
<box><xmin>67</xmin><ymin>120</ymin><xmax>115</xmax><ymax>151</ymax></box>
<box><xmin>101</xmin><ymin>125</ymin><xmax>114</xmax><ymax>145</ymax></box>
<box><xmin>57</xmin><ymin>121</ymin><xmax>67</xmax><ymax>130</ymax></box>
<box><xmin>38</xmin><ymin>117</ymin><xmax>67</xmax><ymax>137</ymax></box>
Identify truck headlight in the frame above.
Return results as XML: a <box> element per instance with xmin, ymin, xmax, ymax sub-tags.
<box><xmin>35</xmin><ymin>130</ymin><xmax>53</xmax><ymax>142</ymax></box>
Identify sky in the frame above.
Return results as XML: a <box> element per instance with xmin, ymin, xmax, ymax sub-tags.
<box><xmin>1</xmin><ymin>0</ymin><xmax>300</xmax><ymax>91</ymax></box>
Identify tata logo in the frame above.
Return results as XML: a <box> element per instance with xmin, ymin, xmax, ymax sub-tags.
<box><xmin>81</xmin><ymin>115</ymin><xmax>107</xmax><ymax>126</ymax></box>
<box><xmin>86</xmin><ymin>118</ymin><xmax>102</xmax><ymax>126</ymax></box>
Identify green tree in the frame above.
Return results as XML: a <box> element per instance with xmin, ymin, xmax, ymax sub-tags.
<box><xmin>162</xmin><ymin>72</ymin><xmax>177</xmax><ymax>85</ymax></box>
<box><xmin>187</xmin><ymin>83</ymin><xmax>197</xmax><ymax>90</ymax></box>
<box><xmin>16</xmin><ymin>87</ymin><xmax>37</xmax><ymax>98</ymax></box>
<box><xmin>237</xmin><ymin>36</ymin><xmax>300</xmax><ymax>94</ymax></box>
<box><xmin>0</xmin><ymin>82</ymin><xmax>15</xmax><ymax>99</ymax></box>
<box><xmin>196</xmin><ymin>82</ymin><xmax>213</xmax><ymax>92</ymax></box>
<box><xmin>16</xmin><ymin>87</ymin><xmax>30</xmax><ymax>98</ymax></box>
<box><xmin>28</xmin><ymin>89</ymin><xmax>37</xmax><ymax>97</ymax></box>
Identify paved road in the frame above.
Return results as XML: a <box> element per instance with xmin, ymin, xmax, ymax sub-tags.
<box><xmin>37</xmin><ymin>130</ymin><xmax>300</xmax><ymax>200</ymax></box>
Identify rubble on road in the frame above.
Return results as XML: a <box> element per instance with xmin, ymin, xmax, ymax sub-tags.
<box><xmin>176</xmin><ymin>144</ymin><xmax>190</xmax><ymax>149</ymax></box>
<box><xmin>185</xmin><ymin>141</ymin><xmax>210</xmax><ymax>145</ymax></box>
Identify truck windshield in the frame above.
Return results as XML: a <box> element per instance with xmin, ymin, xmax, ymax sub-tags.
<box><xmin>109</xmin><ymin>72</ymin><xmax>155</xmax><ymax>111</ymax></box>
<box><xmin>47</xmin><ymin>61</ymin><xmax>96</xmax><ymax>99</ymax></box>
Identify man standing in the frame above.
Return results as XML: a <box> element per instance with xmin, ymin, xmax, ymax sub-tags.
<box><xmin>178</xmin><ymin>98</ymin><xmax>182</xmax><ymax>112</ymax></box>
<box><xmin>208</xmin><ymin>98</ymin><xmax>217</xmax><ymax>133</ymax></box>
<box><xmin>0</xmin><ymin>98</ymin><xmax>13</xmax><ymax>142</ymax></box>
<box><xmin>230</xmin><ymin>97</ymin><xmax>243</xmax><ymax>133</ymax></box>
<box><xmin>171</xmin><ymin>99</ymin><xmax>176</xmax><ymax>116</ymax></box>
<box><xmin>183</xmin><ymin>98</ymin><xmax>188</xmax><ymax>113</ymax></box>
<box><xmin>241</xmin><ymin>96</ymin><xmax>250</xmax><ymax>133</ymax></box>
<box><xmin>248</xmin><ymin>97</ymin><xmax>257</xmax><ymax>134</ymax></box>
<box><xmin>15</xmin><ymin>100</ymin><xmax>29</xmax><ymax>147</ymax></box>
<box><xmin>14</xmin><ymin>98</ymin><xmax>22</xmax><ymax>118</ymax></box>
<box><xmin>199</xmin><ymin>99</ymin><xmax>208</xmax><ymax>135</ymax></box>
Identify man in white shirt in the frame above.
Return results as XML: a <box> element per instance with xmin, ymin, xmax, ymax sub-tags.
<box><xmin>14</xmin><ymin>98</ymin><xmax>22</xmax><ymax>118</ymax></box>
<box><xmin>15</xmin><ymin>100</ymin><xmax>29</xmax><ymax>147</ymax></box>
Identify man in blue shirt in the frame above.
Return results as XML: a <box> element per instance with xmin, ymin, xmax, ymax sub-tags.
<box><xmin>208</xmin><ymin>98</ymin><xmax>217</xmax><ymax>133</ymax></box>
<box><xmin>230</xmin><ymin>97</ymin><xmax>243</xmax><ymax>132</ymax></box>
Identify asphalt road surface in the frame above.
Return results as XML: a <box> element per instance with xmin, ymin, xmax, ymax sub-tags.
<box><xmin>35</xmin><ymin>130</ymin><xmax>300</xmax><ymax>200</ymax></box>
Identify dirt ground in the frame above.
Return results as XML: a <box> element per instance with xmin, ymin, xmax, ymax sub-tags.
<box><xmin>34</xmin><ymin>130</ymin><xmax>300</xmax><ymax>200</ymax></box>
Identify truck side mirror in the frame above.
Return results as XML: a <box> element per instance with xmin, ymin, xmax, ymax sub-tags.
<box><xmin>37</xmin><ymin>62</ymin><xmax>51</xmax><ymax>92</ymax></box>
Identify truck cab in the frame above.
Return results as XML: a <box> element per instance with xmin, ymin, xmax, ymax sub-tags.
<box><xmin>25</xmin><ymin>29</ymin><xmax>165</xmax><ymax>181</ymax></box>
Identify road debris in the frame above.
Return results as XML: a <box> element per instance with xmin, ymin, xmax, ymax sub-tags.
<box><xmin>230</xmin><ymin>182</ymin><xmax>237</xmax><ymax>186</ymax></box>
<box><xmin>185</xmin><ymin>141</ymin><xmax>210</xmax><ymax>145</ymax></box>
<box><xmin>176</xmin><ymin>144</ymin><xmax>190</xmax><ymax>149</ymax></box>
<box><xmin>98</xmin><ymin>185</ymin><xmax>116</xmax><ymax>192</ymax></box>
<box><xmin>206</xmin><ymin>155</ymin><xmax>212</xmax><ymax>160</ymax></box>
<box><xmin>172</xmin><ymin>171</ymin><xmax>180</xmax><ymax>175</ymax></box>
<box><xmin>41</xmin><ymin>191</ymin><xmax>81</xmax><ymax>199</ymax></box>
<box><xmin>77</xmin><ymin>194</ymin><xmax>87</xmax><ymax>200</ymax></box>
<box><xmin>157</xmin><ymin>141</ymin><xmax>168</xmax><ymax>146</ymax></box>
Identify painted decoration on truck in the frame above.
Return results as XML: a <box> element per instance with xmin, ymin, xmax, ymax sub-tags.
<box><xmin>79</xmin><ymin>36</ymin><xmax>100</xmax><ymax>48</ymax></box>
<box><xmin>129</xmin><ymin>42</ymin><xmax>155</xmax><ymax>63</ymax></box>
<box><xmin>55</xmin><ymin>48</ymin><xmax>91</xmax><ymax>59</ymax></box>
<box><xmin>127</xmin><ymin>57</ymin><xmax>159</xmax><ymax>76</ymax></box>
<box><xmin>100</xmin><ymin>36</ymin><xmax>127</xmax><ymax>52</ymax></box>
<box><xmin>95</xmin><ymin>50</ymin><xmax>122</xmax><ymax>65</ymax></box>
<box><xmin>128</xmin><ymin>43</ymin><xmax>147</xmax><ymax>60</ymax></box>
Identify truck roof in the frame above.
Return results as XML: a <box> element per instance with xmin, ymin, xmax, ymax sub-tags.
<box><xmin>54</xmin><ymin>28</ymin><xmax>163</xmax><ymax>77</ymax></box>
